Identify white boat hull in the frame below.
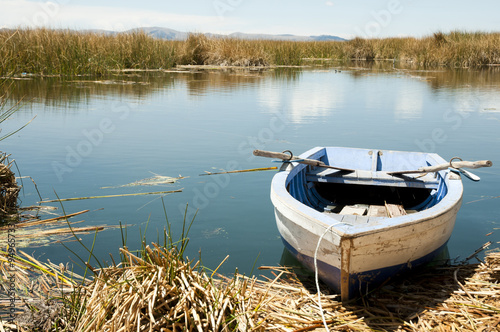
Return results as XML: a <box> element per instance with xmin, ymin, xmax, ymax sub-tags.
<box><xmin>270</xmin><ymin>147</ymin><xmax>463</xmax><ymax>300</ymax></box>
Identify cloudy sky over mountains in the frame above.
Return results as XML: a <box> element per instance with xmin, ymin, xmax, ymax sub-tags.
<box><xmin>1</xmin><ymin>0</ymin><xmax>499</xmax><ymax>39</ymax></box>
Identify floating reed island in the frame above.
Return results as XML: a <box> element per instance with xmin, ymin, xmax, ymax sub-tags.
<box><xmin>1</xmin><ymin>29</ymin><xmax>500</xmax><ymax>76</ymax></box>
<box><xmin>1</xmin><ymin>233</ymin><xmax>499</xmax><ymax>331</ymax></box>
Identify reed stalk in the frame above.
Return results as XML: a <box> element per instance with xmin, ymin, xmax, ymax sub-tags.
<box><xmin>38</xmin><ymin>189</ymin><xmax>183</xmax><ymax>203</ymax></box>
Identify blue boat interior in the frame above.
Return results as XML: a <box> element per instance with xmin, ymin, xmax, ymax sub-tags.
<box><xmin>285</xmin><ymin>148</ymin><xmax>449</xmax><ymax>215</ymax></box>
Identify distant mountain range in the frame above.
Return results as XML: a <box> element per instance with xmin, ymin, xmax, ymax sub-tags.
<box><xmin>123</xmin><ymin>27</ymin><xmax>346</xmax><ymax>42</ymax></box>
<box><xmin>1</xmin><ymin>26</ymin><xmax>346</xmax><ymax>41</ymax></box>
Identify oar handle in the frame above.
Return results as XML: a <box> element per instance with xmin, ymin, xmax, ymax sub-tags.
<box><xmin>253</xmin><ymin>149</ymin><xmax>323</xmax><ymax>166</ymax></box>
<box><xmin>253</xmin><ymin>149</ymin><xmax>356</xmax><ymax>172</ymax></box>
<box><xmin>447</xmin><ymin>160</ymin><xmax>492</xmax><ymax>170</ymax></box>
<box><xmin>389</xmin><ymin>160</ymin><xmax>492</xmax><ymax>175</ymax></box>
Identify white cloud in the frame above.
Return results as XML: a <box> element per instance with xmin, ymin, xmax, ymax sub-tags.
<box><xmin>325</xmin><ymin>1</ymin><xmax>334</xmax><ymax>7</ymax></box>
<box><xmin>0</xmin><ymin>0</ymin><xmax>233</xmax><ymax>32</ymax></box>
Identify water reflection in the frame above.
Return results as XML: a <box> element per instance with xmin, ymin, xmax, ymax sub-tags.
<box><xmin>394</xmin><ymin>86</ymin><xmax>424</xmax><ymax>120</ymax></box>
<box><xmin>2</xmin><ymin>61</ymin><xmax>499</xmax><ymax>278</ymax></box>
<box><xmin>279</xmin><ymin>247</ymin><xmax>314</xmax><ymax>279</ymax></box>
<box><xmin>183</xmin><ymin>70</ymin><xmax>265</xmax><ymax>97</ymax></box>
<box><xmin>3</xmin><ymin>72</ymin><xmax>174</xmax><ymax>107</ymax></box>
<box><xmin>453</xmin><ymin>89</ymin><xmax>500</xmax><ymax>115</ymax></box>
<box><xmin>288</xmin><ymin>74</ymin><xmax>346</xmax><ymax>123</ymax></box>
<box><xmin>341</xmin><ymin>60</ymin><xmax>500</xmax><ymax>91</ymax></box>
<box><xmin>3</xmin><ymin>64</ymin><xmax>500</xmax><ymax>112</ymax></box>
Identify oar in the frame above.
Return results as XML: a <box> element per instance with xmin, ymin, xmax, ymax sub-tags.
<box><xmin>388</xmin><ymin>160</ymin><xmax>492</xmax><ymax>176</ymax></box>
<box><xmin>450</xmin><ymin>167</ymin><xmax>481</xmax><ymax>181</ymax></box>
<box><xmin>253</xmin><ymin>149</ymin><xmax>355</xmax><ymax>172</ymax></box>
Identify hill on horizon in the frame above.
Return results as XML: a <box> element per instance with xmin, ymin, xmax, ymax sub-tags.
<box><xmin>126</xmin><ymin>27</ymin><xmax>346</xmax><ymax>41</ymax></box>
<box><xmin>0</xmin><ymin>26</ymin><xmax>346</xmax><ymax>41</ymax></box>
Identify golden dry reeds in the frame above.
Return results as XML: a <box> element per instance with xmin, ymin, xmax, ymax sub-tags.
<box><xmin>225</xmin><ymin>251</ymin><xmax>500</xmax><ymax>331</ymax></box>
<box><xmin>2</xmin><ymin>29</ymin><xmax>500</xmax><ymax>76</ymax></box>
<box><xmin>74</xmin><ymin>244</ymin><xmax>240</xmax><ymax>331</ymax></box>
<box><xmin>0</xmin><ymin>28</ymin><xmax>180</xmax><ymax>76</ymax></box>
<box><xmin>0</xmin><ymin>248</ymin><xmax>84</xmax><ymax>330</ymax></box>
<box><xmin>2</xmin><ymin>239</ymin><xmax>500</xmax><ymax>331</ymax></box>
<box><xmin>403</xmin><ymin>251</ymin><xmax>500</xmax><ymax>331</ymax></box>
<box><xmin>0</xmin><ymin>153</ymin><xmax>19</xmax><ymax>219</ymax></box>
<box><xmin>351</xmin><ymin>31</ymin><xmax>500</xmax><ymax>68</ymax></box>
<box><xmin>178</xmin><ymin>33</ymin><xmax>269</xmax><ymax>66</ymax></box>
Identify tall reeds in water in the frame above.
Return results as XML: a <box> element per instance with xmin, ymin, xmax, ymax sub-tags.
<box><xmin>1</xmin><ymin>29</ymin><xmax>500</xmax><ymax>76</ymax></box>
<box><xmin>178</xmin><ymin>33</ymin><xmax>269</xmax><ymax>66</ymax></box>
<box><xmin>354</xmin><ymin>31</ymin><xmax>500</xmax><ymax>67</ymax></box>
<box><xmin>0</xmin><ymin>28</ymin><xmax>180</xmax><ymax>76</ymax></box>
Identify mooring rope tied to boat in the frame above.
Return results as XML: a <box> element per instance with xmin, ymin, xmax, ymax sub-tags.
<box><xmin>314</xmin><ymin>222</ymin><xmax>343</xmax><ymax>331</ymax></box>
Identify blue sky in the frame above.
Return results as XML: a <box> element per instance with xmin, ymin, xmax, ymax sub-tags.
<box><xmin>1</xmin><ymin>0</ymin><xmax>499</xmax><ymax>39</ymax></box>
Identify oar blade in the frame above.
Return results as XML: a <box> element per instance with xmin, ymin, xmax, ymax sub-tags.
<box><xmin>450</xmin><ymin>168</ymin><xmax>481</xmax><ymax>182</ymax></box>
<box><xmin>459</xmin><ymin>168</ymin><xmax>481</xmax><ymax>182</ymax></box>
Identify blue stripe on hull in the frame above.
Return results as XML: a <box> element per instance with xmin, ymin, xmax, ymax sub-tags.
<box><xmin>281</xmin><ymin>237</ymin><xmax>449</xmax><ymax>299</ymax></box>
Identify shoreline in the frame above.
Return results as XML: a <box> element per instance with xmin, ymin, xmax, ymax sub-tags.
<box><xmin>1</xmin><ymin>242</ymin><xmax>498</xmax><ymax>331</ymax></box>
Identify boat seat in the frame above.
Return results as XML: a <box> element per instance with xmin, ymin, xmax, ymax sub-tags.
<box><xmin>336</xmin><ymin>203</ymin><xmax>407</xmax><ymax>218</ymax></box>
<box><xmin>305</xmin><ymin>168</ymin><xmax>439</xmax><ymax>189</ymax></box>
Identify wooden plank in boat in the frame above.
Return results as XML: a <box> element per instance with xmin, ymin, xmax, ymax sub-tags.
<box><xmin>339</xmin><ymin>205</ymin><xmax>367</xmax><ymax>216</ymax></box>
<box><xmin>367</xmin><ymin>205</ymin><xmax>387</xmax><ymax>217</ymax></box>
<box><xmin>385</xmin><ymin>203</ymin><xmax>407</xmax><ymax>218</ymax></box>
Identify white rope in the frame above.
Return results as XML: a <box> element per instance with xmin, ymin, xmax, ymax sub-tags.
<box><xmin>313</xmin><ymin>222</ymin><xmax>341</xmax><ymax>331</ymax></box>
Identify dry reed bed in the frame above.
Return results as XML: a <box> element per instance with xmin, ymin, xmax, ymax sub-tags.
<box><xmin>75</xmin><ymin>245</ymin><xmax>363</xmax><ymax>331</ymax></box>
<box><xmin>1</xmin><ymin>29</ymin><xmax>500</xmax><ymax>76</ymax></box>
<box><xmin>2</xmin><ymin>241</ymin><xmax>499</xmax><ymax>331</ymax></box>
<box><xmin>403</xmin><ymin>252</ymin><xmax>500</xmax><ymax>331</ymax></box>
<box><xmin>0</xmin><ymin>153</ymin><xmax>19</xmax><ymax>219</ymax></box>
<box><xmin>357</xmin><ymin>251</ymin><xmax>500</xmax><ymax>331</ymax></box>
<box><xmin>0</xmin><ymin>248</ymin><xmax>84</xmax><ymax>330</ymax></box>
<box><xmin>229</xmin><ymin>251</ymin><xmax>500</xmax><ymax>331</ymax></box>
<box><xmin>0</xmin><ymin>29</ymin><xmax>180</xmax><ymax>76</ymax></box>
<box><xmin>74</xmin><ymin>243</ymin><xmax>240</xmax><ymax>331</ymax></box>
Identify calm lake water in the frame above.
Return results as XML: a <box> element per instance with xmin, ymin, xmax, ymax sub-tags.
<box><xmin>2</xmin><ymin>62</ymin><xmax>500</xmax><ymax>277</ymax></box>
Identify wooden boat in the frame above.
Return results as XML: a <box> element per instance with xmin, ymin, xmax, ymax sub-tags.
<box><xmin>254</xmin><ymin>147</ymin><xmax>491</xmax><ymax>300</ymax></box>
